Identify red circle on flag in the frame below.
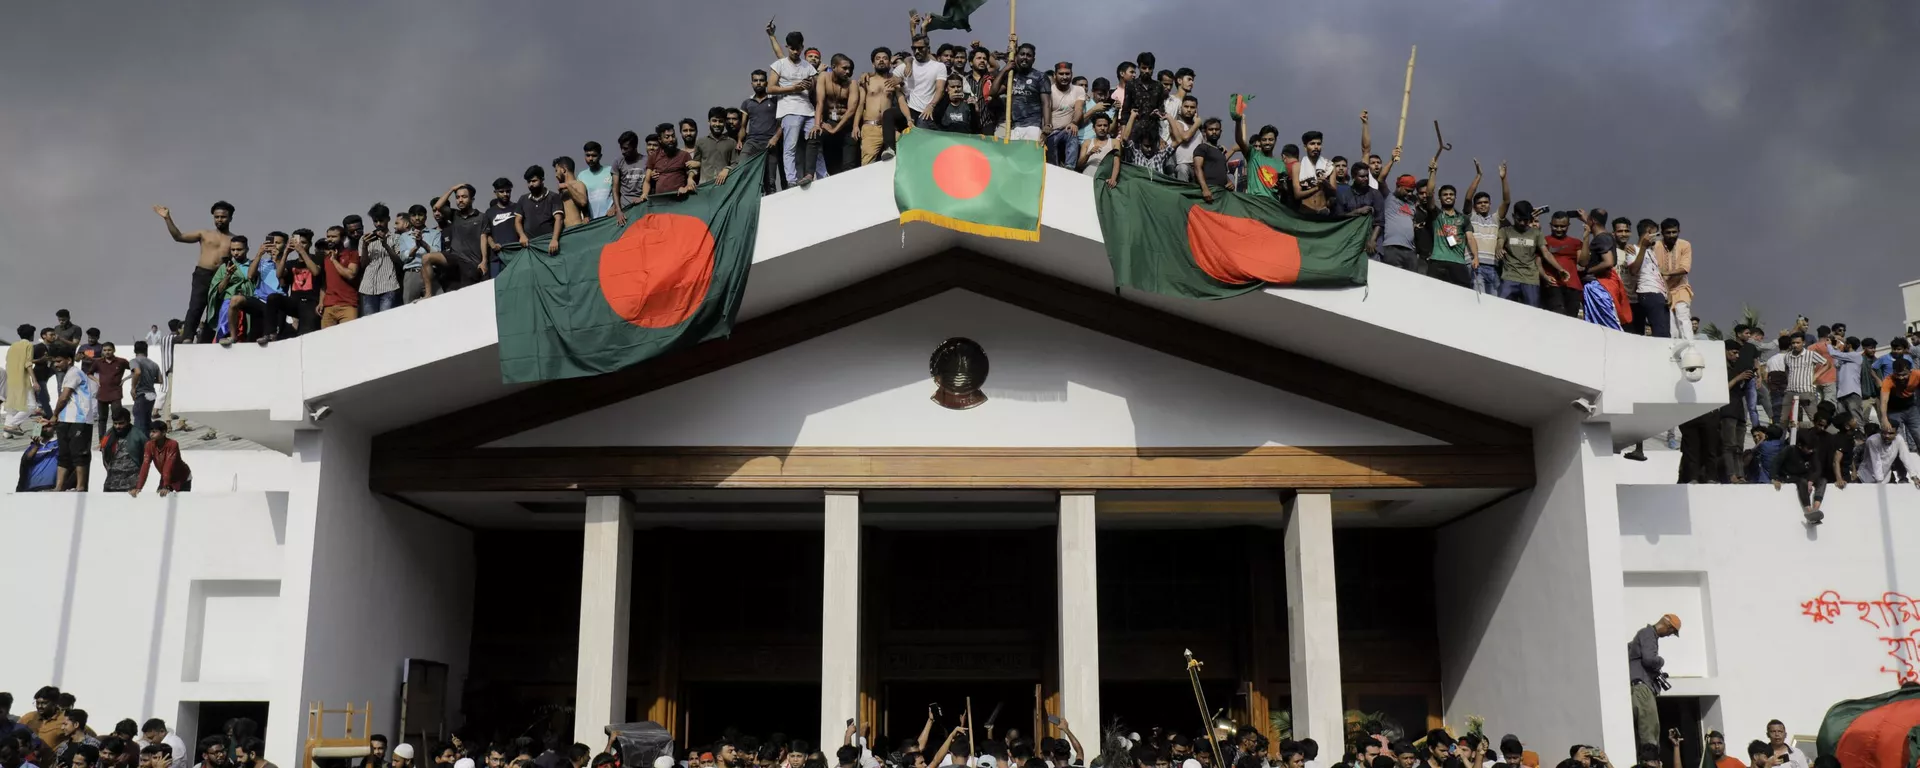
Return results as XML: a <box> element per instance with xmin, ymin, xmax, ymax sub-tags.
<box><xmin>932</xmin><ymin>144</ymin><xmax>992</xmax><ymax>199</ymax></box>
<box><xmin>597</xmin><ymin>213</ymin><xmax>715</xmax><ymax>328</ymax></box>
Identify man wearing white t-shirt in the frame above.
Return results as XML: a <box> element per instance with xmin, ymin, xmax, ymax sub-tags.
<box><xmin>1623</xmin><ymin>219</ymin><xmax>1671</xmax><ymax>337</ymax></box>
<box><xmin>769</xmin><ymin>28</ymin><xmax>829</xmax><ymax>186</ymax></box>
<box><xmin>899</xmin><ymin>23</ymin><xmax>948</xmax><ymax>124</ymax></box>
<box><xmin>1293</xmin><ymin>129</ymin><xmax>1334</xmax><ymax>213</ymax></box>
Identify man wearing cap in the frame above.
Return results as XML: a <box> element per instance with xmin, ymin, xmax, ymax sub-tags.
<box><xmin>392</xmin><ymin>744</ymin><xmax>417</xmax><ymax>768</ymax></box>
<box><xmin>1628</xmin><ymin>613</ymin><xmax>1681</xmax><ymax>749</ymax></box>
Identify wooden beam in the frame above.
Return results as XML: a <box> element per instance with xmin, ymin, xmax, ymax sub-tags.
<box><xmin>369</xmin><ymin>444</ymin><xmax>1531</xmax><ymax>493</ymax></box>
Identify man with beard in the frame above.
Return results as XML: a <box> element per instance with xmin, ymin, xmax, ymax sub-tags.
<box><xmin>193</xmin><ymin>737</ymin><xmax>232</xmax><ymax>768</ymax></box>
<box><xmin>996</xmin><ymin>40</ymin><xmax>1051</xmax><ymax>141</ymax></box>
<box><xmin>647</xmin><ymin>122</ymin><xmax>695</xmax><ymax>200</ymax></box>
<box><xmin>811</xmin><ymin>54</ymin><xmax>856</xmax><ymax>174</ymax></box>
<box><xmin>553</xmin><ymin>156</ymin><xmax>589</xmax><ymax>228</ymax></box>
<box><xmin>899</xmin><ymin>15</ymin><xmax>948</xmax><ymax>125</ymax></box>
<box><xmin>1191</xmin><ymin>116</ymin><xmax>1230</xmax><ymax>202</ymax></box>
<box><xmin>1231</xmin><ymin>102</ymin><xmax>1298</xmax><ymax>200</ymax></box>
<box><xmin>696</xmin><ymin>107</ymin><xmax>742</xmax><ymax>185</ymax></box>
<box><xmin>1541</xmin><ymin>211</ymin><xmax>1584</xmax><ymax>317</ymax></box>
<box><xmin>925</xmin><ymin>76</ymin><xmax>979</xmax><ymax>134</ymax></box>
<box><xmin>1375</xmin><ymin>164</ymin><xmax>1423</xmax><ymax>272</ymax></box>
<box><xmin>578</xmin><ymin>141</ymin><xmax>614</xmax><ymax>218</ymax></box>
<box><xmin>1044</xmin><ymin>60</ymin><xmax>1085</xmax><ymax>167</ymax></box>
<box><xmin>1293</xmin><ymin>130</ymin><xmax>1334</xmax><ymax>214</ymax></box>
<box><xmin>517</xmin><ymin>165</ymin><xmax>562</xmax><ymax>243</ymax></box>
<box><xmin>1496</xmin><ymin>201</ymin><xmax>1561</xmax><ymax>307</ymax></box>
<box><xmin>100</xmin><ymin>405</ymin><xmax>146</xmax><ymax>492</ymax></box>
<box><xmin>431</xmin><ymin>183</ymin><xmax>487</xmax><ymax>291</ymax></box>
<box><xmin>679</xmin><ymin>118</ymin><xmax>700</xmax><ymax>153</ymax></box>
<box><xmin>1422</xmin><ymin>157</ymin><xmax>1472</xmax><ymax>287</ymax></box>
<box><xmin>850</xmin><ymin>47</ymin><xmax>908</xmax><ymax>166</ymax></box>
<box><xmin>155</xmin><ymin>201</ymin><xmax>237</xmax><ymax>343</ymax></box>
<box><xmin>738</xmin><ymin>69</ymin><xmax>783</xmax><ymax>191</ymax></box>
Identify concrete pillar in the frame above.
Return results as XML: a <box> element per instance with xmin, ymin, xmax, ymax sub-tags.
<box><xmin>575</xmin><ymin>493</ymin><xmax>635</xmax><ymax>746</ymax></box>
<box><xmin>1284</xmin><ymin>492</ymin><xmax>1344</xmax><ymax>754</ymax></box>
<box><xmin>1057</xmin><ymin>491</ymin><xmax>1102</xmax><ymax>735</ymax></box>
<box><xmin>820</xmin><ymin>490</ymin><xmax>862</xmax><ymax>750</ymax></box>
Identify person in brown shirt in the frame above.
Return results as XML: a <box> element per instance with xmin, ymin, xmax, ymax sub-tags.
<box><xmin>646</xmin><ymin>123</ymin><xmax>695</xmax><ymax>198</ymax></box>
<box><xmin>92</xmin><ymin>342</ymin><xmax>132</xmax><ymax>434</ymax></box>
<box><xmin>130</xmin><ymin>420</ymin><xmax>192</xmax><ymax>496</ymax></box>
<box><xmin>19</xmin><ymin>686</ymin><xmax>69</xmax><ymax>752</ymax></box>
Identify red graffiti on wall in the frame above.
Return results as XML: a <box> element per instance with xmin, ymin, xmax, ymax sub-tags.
<box><xmin>1802</xmin><ymin>591</ymin><xmax>1920</xmax><ymax>684</ymax></box>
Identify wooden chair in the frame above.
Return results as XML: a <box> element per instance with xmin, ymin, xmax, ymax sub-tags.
<box><xmin>304</xmin><ymin>701</ymin><xmax>374</xmax><ymax>768</ymax></box>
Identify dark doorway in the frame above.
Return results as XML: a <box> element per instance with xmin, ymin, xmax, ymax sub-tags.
<box><xmin>681</xmin><ymin>682</ymin><xmax>820</xmax><ymax>748</ymax></box>
<box><xmin>193</xmin><ymin>702</ymin><xmax>270</xmax><ymax>749</ymax></box>
<box><xmin>880</xmin><ymin>681</ymin><xmax>1041</xmax><ymax>749</ymax></box>
<box><xmin>1655</xmin><ymin>695</ymin><xmax>1708</xmax><ymax>768</ymax></box>
<box><xmin>1101</xmin><ymin>679</ymin><xmax>1239</xmax><ymax>743</ymax></box>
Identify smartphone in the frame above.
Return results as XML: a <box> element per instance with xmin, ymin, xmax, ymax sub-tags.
<box><xmin>1046</xmin><ymin>715</ymin><xmax>1061</xmax><ymax>726</ymax></box>
<box><xmin>847</xmin><ymin>719</ymin><xmax>856</xmax><ymax>727</ymax></box>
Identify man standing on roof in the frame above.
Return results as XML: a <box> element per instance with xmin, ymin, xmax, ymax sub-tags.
<box><xmin>155</xmin><ymin>202</ymin><xmax>237</xmax><ymax>344</ymax></box>
<box><xmin>1628</xmin><ymin>613</ymin><xmax>1680</xmax><ymax>749</ymax></box>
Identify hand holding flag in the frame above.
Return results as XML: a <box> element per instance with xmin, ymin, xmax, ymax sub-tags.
<box><xmin>1230</xmin><ymin>93</ymin><xmax>1255</xmax><ymax>118</ymax></box>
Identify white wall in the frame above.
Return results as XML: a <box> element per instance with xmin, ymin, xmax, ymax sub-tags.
<box><xmin>492</xmin><ymin>289</ymin><xmax>1439</xmax><ymax>449</ymax></box>
<box><xmin>283</xmin><ymin>426</ymin><xmax>476</xmax><ymax>755</ymax></box>
<box><xmin>1618</xmin><ymin>483</ymin><xmax>1920</xmax><ymax>747</ymax></box>
<box><xmin>0</xmin><ymin>491</ymin><xmax>288</xmax><ymax>743</ymax></box>
<box><xmin>1436</xmin><ymin>412</ymin><xmax>1636</xmax><ymax>759</ymax></box>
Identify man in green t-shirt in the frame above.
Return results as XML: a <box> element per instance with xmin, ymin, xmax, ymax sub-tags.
<box><xmin>1422</xmin><ymin>154</ymin><xmax>1472</xmax><ymax>287</ymax></box>
<box><xmin>1230</xmin><ymin>108</ymin><xmax>1286</xmax><ymax>199</ymax></box>
<box><xmin>1493</xmin><ymin>200</ymin><xmax>1570</xmax><ymax>308</ymax></box>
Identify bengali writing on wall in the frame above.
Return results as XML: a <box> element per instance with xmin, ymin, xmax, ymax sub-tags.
<box><xmin>1802</xmin><ymin>590</ymin><xmax>1920</xmax><ymax>684</ymax></box>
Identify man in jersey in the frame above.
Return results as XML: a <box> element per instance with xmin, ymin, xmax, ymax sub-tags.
<box><xmin>1229</xmin><ymin>104</ymin><xmax>1286</xmax><ymax>199</ymax></box>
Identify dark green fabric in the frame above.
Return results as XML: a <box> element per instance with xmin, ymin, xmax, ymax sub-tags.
<box><xmin>494</xmin><ymin>152</ymin><xmax>767</xmax><ymax>383</ymax></box>
<box><xmin>923</xmin><ymin>0</ymin><xmax>990</xmax><ymax>32</ymax></box>
<box><xmin>1091</xmin><ymin>155</ymin><xmax>1370</xmax><ymax>300</ymax></box>
<box><xmin>1816</xmin><ymin>684</ymin><xmax>1920</xmax><ymax>758</ymax></box>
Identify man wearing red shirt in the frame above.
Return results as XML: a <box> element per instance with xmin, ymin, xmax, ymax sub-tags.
<box><xmin>1542</xmin><ymin>211</ymin><xmax>1584</xmax><ymax>318</ymax></box>
<box><xmin>318</xmin><ymin>230</ymin><xmax>361</xmax><ymax>329</ymax></box>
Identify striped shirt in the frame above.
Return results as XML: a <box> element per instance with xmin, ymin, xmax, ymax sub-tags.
<box><xmin>1782</xmin><ymin>349</ymin><xmax>1826</xmax><ymax>392</ymax></box>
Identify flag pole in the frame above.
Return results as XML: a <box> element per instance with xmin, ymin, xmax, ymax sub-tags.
<box><xmin>1004</xmin><ymin>0</ymin><xmax>1017</xmax><ymax>142</ymax></box>
<box><xmin>1394</xmin><ymin>45</ymin><xmax>1416</xmax><ymax>152</ymax></box>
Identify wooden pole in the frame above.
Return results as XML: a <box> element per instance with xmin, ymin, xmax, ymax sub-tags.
<box><xmin>966</xmin><ymin>697</ymin><xmax>976</xmax><ymax>755</ymax></box>
<box><xmin>1033</xmin><ymin>684</ymin><xmax>1043</xmax><ymax>745</ymax></box>
<box><xmin>1003</xmin><ymin>0</ymin><xmax>1017</xmax><ymax>141</ymax></box>
<box><xmin>1394</xmin><ymin>45</ymin><xmax>1416</xmax><ymax>152</ymax></box>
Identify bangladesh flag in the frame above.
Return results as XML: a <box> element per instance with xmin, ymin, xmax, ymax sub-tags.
<box><xmin>895</xmin><ymin>128</ymin><xmax>1045</xmax><ymax>242</ymax></box>
<box><xmin>493</xmin><ymin>152</ymin><xmax>768</xmax><ymax>383</ymax></box>
<box><xmin>1093</xmin><ymin>156</ymin><xmax>1369</xmax><ymax>299</ymax></box>
<box><xmin>922</xmin><ymin>0</ymin><xmax>989</xmax><ymax>32</ymax></box>
<box><xmin>1817</xmin><ymin>685</ymin><xmax>1920</xmax><ymax>768</ymax></box>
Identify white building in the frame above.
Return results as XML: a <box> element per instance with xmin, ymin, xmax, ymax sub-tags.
<box><xmin>4</xmin><ymin>164</ymin><xmax>1915</xmax><ymax>768</ymax></box>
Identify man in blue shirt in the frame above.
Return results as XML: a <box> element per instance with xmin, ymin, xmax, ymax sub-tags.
<box><xmin>15</xmin><ymin>423</ymin><xmax>59</xmax><ymax>492</ymax></box>
<box><xmin>1873</xmin><ymin>337</ymin><xmax>1913</xmax><ymax>378</ymax></box>
<box><xmin>1747</xmin><ymin>425</ymin><xmax>1786</xmax><ymax>483</ymax></box>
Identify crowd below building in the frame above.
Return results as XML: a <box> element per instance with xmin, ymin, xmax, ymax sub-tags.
<box><xmin>0</xmin><ymin>684</ymin><xmax>1835</xmax><ymax>768</ymax></box>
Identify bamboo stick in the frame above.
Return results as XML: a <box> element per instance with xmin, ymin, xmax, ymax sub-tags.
<box><xmin>1395</xmin><ymin>45</ymin><xmax>1417</xmax><ymax>151</ymax></box>
<box><xmin>1004</xmin><ymin>0</ymin><xmax>1017</xmax><ymax>141</ymax></box>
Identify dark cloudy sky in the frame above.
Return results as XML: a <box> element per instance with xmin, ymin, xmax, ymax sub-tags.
<box><xmin>3</xmin><ymin>1</ymin><xmax>1914</xmax><ymax>341</ymax></box>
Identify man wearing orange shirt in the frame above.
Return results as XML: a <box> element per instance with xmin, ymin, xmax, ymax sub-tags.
<box><xmin>1704</xmin><ymin>732</ymin><xmax>1741</xmax><ymax>768</ymax></box>
<box><xmin>1654</xmin><ymin>218</ymin><xmax>1693</xmax><ymax>342</ymax></box>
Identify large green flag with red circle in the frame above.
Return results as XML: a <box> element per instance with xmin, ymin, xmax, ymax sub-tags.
<box><xmin>1093</xmin><ymin>155</ymin><xmax>1369</xmax><ymax>299</ymax></box>
<box><xmin>493</xmin><ymin>152</ymin><xmax>768</xmax><ymax>383</ymax></box>
<box><xmin>895</xmin><ymin>128</ymin><xmax>1045</xmax><ymax>242</ymax></box>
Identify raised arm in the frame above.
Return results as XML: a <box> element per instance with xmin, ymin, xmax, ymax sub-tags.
<box><xmin>1060</xmin><ymin>718</ymin><xmax>1084</xmax><ymax>763</ymax></box>
<box><xmin>1377</xmin><ymin>146</ymin><xmax>1401</xmax><ymax>186</ymax></box>
<box><xmin>1232</xmin><ymin>111</ymin><xmax>1251</xmax><ymax>157</ymax></box>
<box><xmin>927</xmin><ymin>727</ymin><xmax>964</xmax><ymax>768</ymax></box>
<box><xmin>765</xmin><ymin>19</ymin><xmax>783</xmax><ymax>60</ymax></box>
<box><xmin>1358</xmin><ymin>110</ymin><xmax>1371</xmax><ymax>170</ymax></box>
<box><xmin>1464</xmin><ymin>158</ymin><xmax>1483</xmax><ymax>205</ymax></box>
<box><xmin>915</xmin><ymin>710</ymin><xmax>935</xmax><ymax>754</ymax></box>
<box><xmin>1497</xmin><ymin>161</ymin><xmax>1511</xmax><ymax>221</ymax></box>
<box><xmin>154</xmin><ymin>206</ymin><xmax>200</xmax><ymax>243</ymax></box>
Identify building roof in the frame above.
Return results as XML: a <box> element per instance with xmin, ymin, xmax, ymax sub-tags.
<box><xmin>168</xmin><ymin>161</ymin><xmax>1725</xmax><ymax>453</ymax></box>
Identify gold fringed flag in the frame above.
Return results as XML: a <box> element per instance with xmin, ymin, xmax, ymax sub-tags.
<box><xmin>893</xmin><ymin>128</ymin><xmax>1045</xmax><ymax>242</ymax></box>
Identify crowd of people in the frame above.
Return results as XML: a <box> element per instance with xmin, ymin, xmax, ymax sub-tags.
<box><xmin>107</xmin><ymin>12</ymin><xmax>1720</xmax><ymax>350</ymax></box>
<box><xmin>0</xmin><ymin>684</ymin><xmax>1831</xmax><ymax>768</ymax></box>
<box><xmin>1671</xmin><ymin>318</ymin><xmax>1920</xmax><ymax>522</ymax></box>
<box><xmin>4</xmin><ymin>309</ymin><xmax>190</xmax><ymax>493</ymax></box>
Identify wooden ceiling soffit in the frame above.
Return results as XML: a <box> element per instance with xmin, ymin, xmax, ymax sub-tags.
<box><xmin>373</xmin><ymin>250</ymin><xmax>1529</xmax><ymax>456</ymax></box>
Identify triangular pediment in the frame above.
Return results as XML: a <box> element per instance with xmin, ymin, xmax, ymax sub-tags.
<box><xmin>487</xmin><ymin>288</ymin><xmax>1441</xmax><ymax>449</ymax></box>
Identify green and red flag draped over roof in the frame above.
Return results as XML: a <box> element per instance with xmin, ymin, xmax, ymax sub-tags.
<box><xmin>894</xmin><ymin>128</ymin><xmax>1045</xmax><ymax>242</ymax></box>
<box><xmin>1093</xmin><ymin>156</ymin><xmax>1370</xmax><ymax>299</ymax></box>
<box><xmin>1817</xmin><ymin>684</ymin><xmax>1920</xmax><ymax>768</ymax></box>
<box><xmin>493</xmin><ymin>152</ymin><xmax>768</xmax><ymax>383</ymax></box>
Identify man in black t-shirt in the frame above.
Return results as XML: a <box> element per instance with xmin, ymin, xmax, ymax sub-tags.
<box><xmin>516</xmin><ymin>165</ymin><xmax>561</xmax><ymax>241</ymax></box>
<box><xmin>481</xmin><ymin>177</ymin><xmax>522</xmax><ymax>275</ymax></box>
<box><xmin>928</xmin><ymin>77</ymin><xmax>978</xmax><ymax>133</ymax></box>
<box><xmin>1192</xmin><ymin>117</ymin><xmax>1230</xmax><ymax>201</ymax></box>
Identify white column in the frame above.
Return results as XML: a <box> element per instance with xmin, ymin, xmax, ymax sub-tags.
<box><xmin>575</xmin><ymin>493</ymin><xmax>635</xmax><ymax>746</ymax></box>
<box><xmin>820</xmin><ymin>490</ymin><xmax>862</xmax><ymax>751</ymax></box>
<box><xmin>1057</xmin><ymin>491</ymin><xmax>1102</xmax><ymax>735</ymax></box>
<box><xmin>1285</xmin><ymin>492</ymin><xmax>1344</xmax><ymax>754</ymax></box>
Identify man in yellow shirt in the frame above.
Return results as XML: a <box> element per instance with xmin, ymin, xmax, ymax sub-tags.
<box><xmin>4</xmin><ymin>324</ymin><xmax>38</xmax><ymax>436</ymax></box>
<box><xmin>18</xmin><ymin>686</ymin><xmax>69</xmax><ymax>753</ymax></box>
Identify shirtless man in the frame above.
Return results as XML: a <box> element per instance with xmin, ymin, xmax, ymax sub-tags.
<box><xmin>154</xmin><ymin>201</ymin><xmax>236</xmax><ymax>344</ymax></box>
<box><xmin>850</xmin><ymin>46</ymin><xmax>907</xmax><ymax>165</ymax></box>
<box><xmin>553</xmin><ymin>157</ymin><xmax>589</xmax><ymax>228</ymax></box>
<box><xmin>812</xmin><ymin>53</ymin><xmax>857</xmax><ymax>173</ymax></box>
